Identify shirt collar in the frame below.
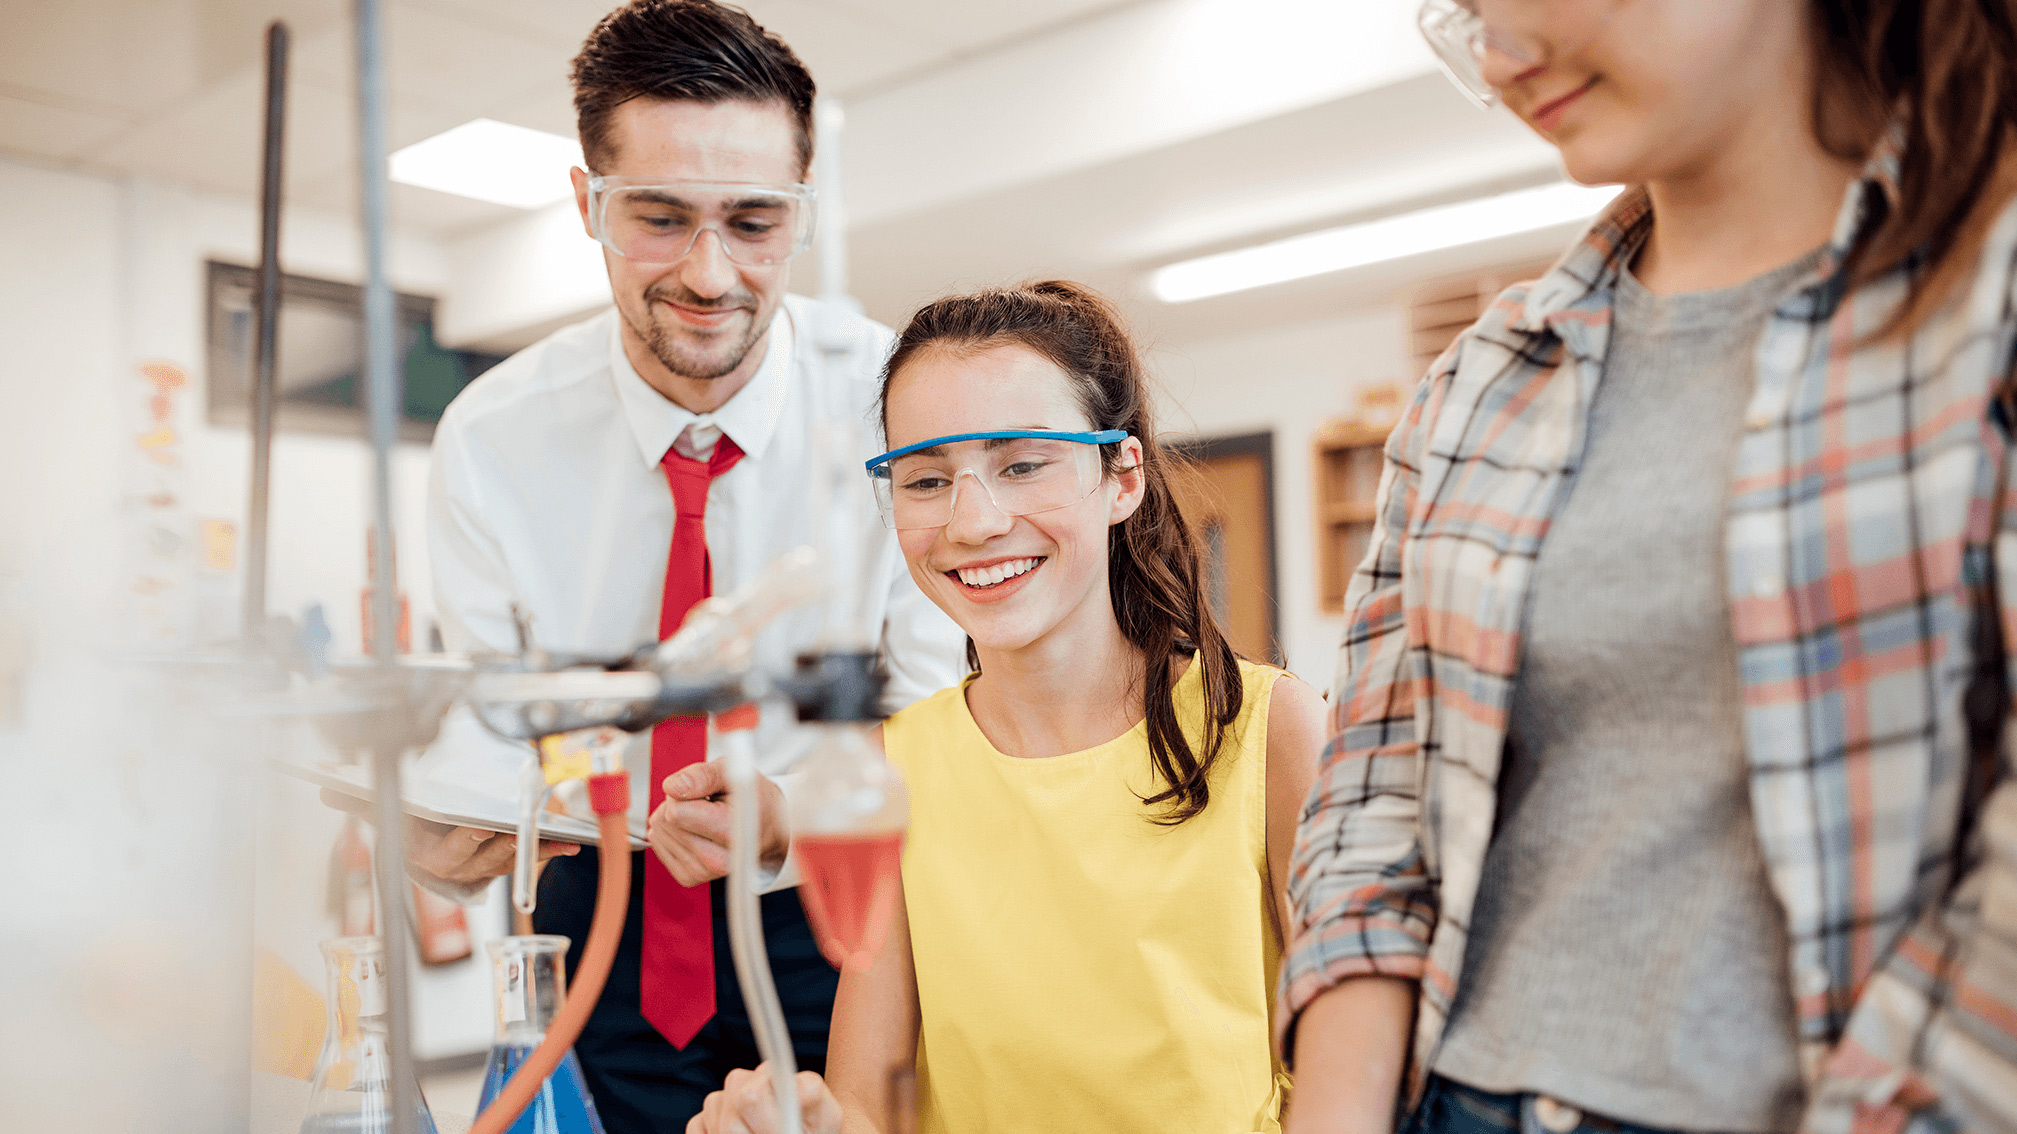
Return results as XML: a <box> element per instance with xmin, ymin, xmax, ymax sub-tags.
<box><xmin>1508</xmin><ymin>128</ymin><xmax>1906</xmax><ymax>338</ymax></box>
<box><xmin>607</xmin><ymin>303</ymin><xmax>796</xmax><ymax>469</ymax></box>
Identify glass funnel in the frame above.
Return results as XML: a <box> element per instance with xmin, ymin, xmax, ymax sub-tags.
<box><xmin>791</xmin><ymin>723</ymin><xmax>909</xmax><ymax>970</ymax></box>
<box><xmin>300</xmin><ymin>936</ymin><xmax>439</xmax><ymax>1134</ymax></box>
<box><xmin>477</xmin><ymin>936</ymin><xmax>606</xmax><ymax>1134</ymax></box>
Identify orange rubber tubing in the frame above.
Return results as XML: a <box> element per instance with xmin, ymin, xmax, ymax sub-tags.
<box><xmin>468</xmin><ymin>770</ymin><xmax>632</xmax><ymax>1134</ymax></box>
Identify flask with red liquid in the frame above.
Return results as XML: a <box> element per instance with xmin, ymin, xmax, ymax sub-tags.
<box><xmin>790</xmin><ymin>723</ymin><xmax>908</xmax><ymax>971</ymax></box>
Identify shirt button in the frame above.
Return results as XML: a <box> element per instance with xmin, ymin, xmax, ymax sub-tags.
<box><xmin>1534</xmin><ymin>1096</ymin><xmax>1583</xmax><ymax>1133</ymax></box>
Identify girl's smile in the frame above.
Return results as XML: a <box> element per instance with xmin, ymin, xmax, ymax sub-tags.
<box><xmin>1527</xmin><ymin>74</ymin><xmax>1600</xmax><ymax>132</ymax></box>
<box><xmin>946</xmin><ymin>555</ymin><xmax>1048</xmax><ymax>600</ymax></box>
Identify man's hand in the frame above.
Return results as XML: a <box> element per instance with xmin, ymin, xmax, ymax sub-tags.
<box><xmin>687</xmin><ymin>1064</ymin><xmax>842</xmax><ymax>1134</ymax></box>
<box><xmin>407</xmin><ymin>817</ymin><xmax>579</xmax><ymax>888</ymax></box>
<box><xmin>648</xmin><ymin>764</ymin><xmax>789</xmax><ymax>886</ymax></box>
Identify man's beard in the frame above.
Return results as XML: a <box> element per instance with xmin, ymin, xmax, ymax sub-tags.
<box><xmin>633</xmin><ymin>282</ymin><xmax>766</xmax><ymax>381</ymax></box>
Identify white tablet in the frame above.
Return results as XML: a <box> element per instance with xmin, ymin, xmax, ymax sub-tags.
<box><xmin>272</xmin><ymin>757</ymin><xmax>648</xmax><ymax>850</ymax></box>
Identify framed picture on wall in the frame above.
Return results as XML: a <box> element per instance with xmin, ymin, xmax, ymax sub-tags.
<box><xmin>204</xmin><ymin>260</ymin><xmax>506</xmax><ymax>442</ymax></box>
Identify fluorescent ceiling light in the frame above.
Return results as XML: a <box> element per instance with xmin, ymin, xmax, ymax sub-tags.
<box><xmin>389</xmin><ymin>118</ymin><xmax>582</xmax><ymax>209</ymax></box>
<box><xmin>1149</xmin><ymin>181</ymin><xmax>1625</xmax><ymax>304</ymax></box>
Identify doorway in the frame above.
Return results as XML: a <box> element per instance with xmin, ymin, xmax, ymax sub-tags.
<box><xmin>1165</xmin><ymin>432</ymin><xmax>1281</xmax><ymax>665</ymax></box>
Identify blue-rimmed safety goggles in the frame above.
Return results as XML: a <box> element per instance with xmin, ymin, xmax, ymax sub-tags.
<box><xmin>864</xmin><ymin>430</ymin><xmax>1129</xmax><ymax>530</ymax></box>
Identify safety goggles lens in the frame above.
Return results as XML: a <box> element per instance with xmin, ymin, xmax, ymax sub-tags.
<box><xmin>870</xmin><ymin>437</ymin><xmax>1110</xmax><ymax>531</ymax></box>
<box><xmin>588</xmin><ymin>179</ymin><xmax>816</xmax><ymax>266</ymax></box>
<box><xmin>1418</xmin><ymin>0</ymin><xmax>1498</xmax><ymax>108</ymax></box>
<box><xmin>1417</xmin><ymin>0</ymin><xmax>1624</xmax><ymax>110</ymax></box>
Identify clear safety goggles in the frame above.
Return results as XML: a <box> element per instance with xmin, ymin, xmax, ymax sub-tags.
<box><xmin>864</xmin><ymin>430</ymin><xmax>1129</xmax><ymax>531</ymax></box>
<box><xmin>1417</xmin><ymin>0</ymin><xmax>1625</xmax><ymax>109</ymax></box>
<box><xmin>585</xmin><ymin>176</ymin><xmax>817</xmax><ymax>266</ymax></box>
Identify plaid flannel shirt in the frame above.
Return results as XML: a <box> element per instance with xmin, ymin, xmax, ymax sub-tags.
<box><xmin>1282</xmin><ymin>144</ymin><xmax>2017</xmax><ymax>1133</ymax></box>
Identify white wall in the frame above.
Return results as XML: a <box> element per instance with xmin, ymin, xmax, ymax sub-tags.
<box><xmin>436</xmin><ymin>196</ymin><xmax>608</xmax><ymax>351</ymax></box>
<box><xmin>1154</xmin><ymin>304</ymin><xmax>1410</xmax><ymax>695</ymax></box>
<box><xmin>0</xmin><ymin>155</ymin><xmax>262</xmax><ymax>1126</ymax></box>
<box><xmin>0</xmin><ymin>153</ymin><xmax>502</xmax><ymax>1080</ymax></box>
<box><xmin>845</xmin><ymin>0</ymin><xmax>1435</xmax><ymax>226</ymax></box>
<box><xmin>117</xmin><ymin>169</ymin><xmax>507</xmax><ymax>1062</ymax></box>
<box><xmin>135</xmin><ymin>178</ymin><xmax>449</xmax><ymax>654</ymax></box>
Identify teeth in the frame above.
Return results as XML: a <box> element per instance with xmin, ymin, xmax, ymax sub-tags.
<box><xmin>955</xmin><ymin>557</ymin><xmax>1041</xmax><ymax>589</ymax></box>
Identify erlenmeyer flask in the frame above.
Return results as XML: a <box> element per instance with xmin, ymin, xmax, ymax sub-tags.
<box><xmin>477</xmin><ymin>935</ymin><xmax>606</xmax><ymax>1134</ymax></box>
<box><xmin>791</xmin><ymin>723</ymin><xmax>908</xmax><ymax>970</ymax></box>
<box><xmin>300</xmin><ymin>936</ymin><xmax>440</xmax><ymax>1134</ymax></box>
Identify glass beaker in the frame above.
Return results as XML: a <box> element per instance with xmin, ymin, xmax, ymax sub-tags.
<box><xmin>300</xmin><ymin>936</ymin><xmax>440</xmax><ymax>1134</ymax></box>
<box><xmin>791</xmin><ymin>723</ymin><xmax>908</xmax><ymax>970</ymax></box>
<box><xmin>477</xmin><ymin>935</ymin><xmax>606</xmax><ymax>1134</ymax></box>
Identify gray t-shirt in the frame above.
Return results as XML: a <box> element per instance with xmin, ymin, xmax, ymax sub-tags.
<box><xmin>1432</xmin><ymin>251</ymin><xmax>1821</xmax><ymax>1133</ymax></box>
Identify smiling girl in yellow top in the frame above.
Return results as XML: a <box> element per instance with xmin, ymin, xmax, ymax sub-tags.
<box><xmin>691</xmin><ymin>280</ymin><xmax>1325</xmax><ymax>1134</ymax></box>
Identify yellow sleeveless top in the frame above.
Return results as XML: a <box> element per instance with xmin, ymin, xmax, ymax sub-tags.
<box><xmin>883</xmin><ymin>657</ymin><xmax>1291</xmax><ymax>1134</ymax></box>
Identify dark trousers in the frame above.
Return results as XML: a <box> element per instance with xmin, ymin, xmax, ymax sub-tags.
<box><xmin>1405</xmin><ymin>1076</ymin><xmax>1696</xmax><ymax>1134</ymax></box>
<box><xmin>533</xmin><ymin>848</ymin><xmax>839</xmax><ymax>1134</ymax></box>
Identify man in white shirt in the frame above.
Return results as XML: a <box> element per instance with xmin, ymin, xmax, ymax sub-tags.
<box><xmin>415</xmin><ymin>3</ymin><xmax>962</xmax><ymax>1129</ymax></box>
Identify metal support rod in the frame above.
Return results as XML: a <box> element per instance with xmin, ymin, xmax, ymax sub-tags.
<box><xmin>352</xmin><ymin>1</ymin><xmax>416</xmax><ymax>1131</ymax></box>
<box><xmin>724</xmin><ymin>729</ymin><xmax>803</xmax><ymax>1134</ymax></box>
<box><xmin>244</xmin><ymin>20</ymin><xmax>288</xmax><ymax>637</ymax></box>
<box><xmin>369</xmin><ymin>741</ymin><xmax>418</xmax><ymax>1134</ymax></box>
<box><xmin>813</xmin><ymin>98</ymin><xmax>849</xmax><ymax>309</ymax></box>
<box><xmin>354</xmin><ymin>0</ymin><xmax>400</xmax><ymax>668</ymax></box>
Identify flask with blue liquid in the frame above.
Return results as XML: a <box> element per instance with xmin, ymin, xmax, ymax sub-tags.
<box><xmin>478</xmin><ymin>935</ymin><xmax>605</xmax><ymax>1134</ymax></box>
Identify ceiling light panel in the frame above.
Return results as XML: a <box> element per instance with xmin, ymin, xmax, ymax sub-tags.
<box><xmin>1150</xmin><ymin>181</ymin><xmax>1624</xmax><ymax>304</ymax></box>
<box><xmin>389</xmin><ymin>118</ymin><xmax>581</xmax><ymax>209</ymax></box>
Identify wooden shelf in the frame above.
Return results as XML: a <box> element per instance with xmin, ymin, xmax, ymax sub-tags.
<box><xmin>1326</xmin><ymin>501</ymin><xmax>1377</xmax><ymax>524</ymax></box>
<box><xmin>1312</xmin><ymin>419</ymin><xmax>1391</xmax><ymax>451</ymax></box>
<box><xmin>1313</xmin><ymin>420</ymin><xmax>1389</xmax><ymax>615</ymax></box>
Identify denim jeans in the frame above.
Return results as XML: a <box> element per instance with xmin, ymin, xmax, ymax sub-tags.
<box><xmin>1403</xmin><ymin>1076</ymin><xmax>1694</xmax><ymax>1134</ymax></box>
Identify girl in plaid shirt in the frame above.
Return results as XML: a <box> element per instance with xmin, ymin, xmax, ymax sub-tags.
<box><xmin>1285</xmin><ymin>3</ymin><xmax>2017</xmax><ymax>1133</ymax></box>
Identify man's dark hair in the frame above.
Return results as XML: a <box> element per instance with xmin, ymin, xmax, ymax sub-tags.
<box><xmin>571</xmin><ymin>0</ymin><xmax>817</xmax><ymax>175</ymax></box>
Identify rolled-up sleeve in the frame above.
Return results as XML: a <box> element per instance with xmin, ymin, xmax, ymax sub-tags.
<box><xmin>1278</xmin><ymin>381</ymin><xmax>1441</xmax><ymax>1050</ymax></box>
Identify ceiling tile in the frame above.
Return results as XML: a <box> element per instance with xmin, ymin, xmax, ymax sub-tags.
<box><xmin>0</xmin><ymin>0</ymin><xmax>344</xmax><ymax>117</ymax></box>
<box><xmin>738</xmin><ymin>0</ymin><xmax>946</xmax><ymax>96</ymax></box>
<box><xmin>96</xmin><ymin>64</ymin><xmax>459</xmax><ymax>207</ymax></box>
<box><xmin>396</xmin><ymin>0</ymin><xmax>625</xmax><ymax>48</ymax></box>
<box><xmin>0</xmin><ymin>2</ymin><xmax>195</xmax><ymax>114</ymax></box>
<box><xmin>387</xmin><ymin>181</ymin><xmax>529</xmax><ymax>234</ymax></box>
<box><xmin>486</xmin><ymin>74</ymin><xmax>577</xmax><ymax>140</ymax></box>
<box><xmin>290</xmin><ymin>2</ymin><xmax>568</xmax><ymax>121</ymax></box>
<box><xmin>0</xmin><ymin>94</ymin><xmax>136</xmax><ymax>164</ymax></box>
<box><xmin>291</xmin><ymin>163</ymin><xmax>570</xmax><ymax>235</ymax></box>
<box><xmin>95</xmin><ymin>67</ymin><xmax>266</xmax><ymax>198</ymax></box>
<box><xmin>821</xmin><ymin>0</ymin><xmax>1138</xmax><ymax>55</ymax></box>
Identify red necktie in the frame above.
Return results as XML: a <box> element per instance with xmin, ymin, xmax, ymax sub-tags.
<box><xmin>641</xmin><ymin>430</ymin><xmax>744</xmax><ymax>1049</ymax></box>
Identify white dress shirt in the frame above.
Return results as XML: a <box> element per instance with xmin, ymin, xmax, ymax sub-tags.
<box><xmin>421</xmin><ymin>295</ymin><xmax>965</xmax><ymax>889</ymax></box>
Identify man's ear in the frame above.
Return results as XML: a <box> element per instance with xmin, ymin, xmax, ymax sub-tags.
<box><xmin>571</xmin><ymin>166</ymin><xmax>594</xmax><ymax>239</ymax></box>
<box><xmin>1109</xmin><ymin>436</ymin><xmax>1147</xmax><ymax>526</ymax></box>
